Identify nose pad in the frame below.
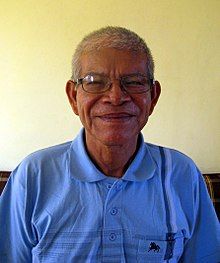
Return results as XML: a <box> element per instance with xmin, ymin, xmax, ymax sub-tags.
<box><xmin>105</xmin><ymin>81</ymin><xmax>130</xmax><ymax>105</ymax></box>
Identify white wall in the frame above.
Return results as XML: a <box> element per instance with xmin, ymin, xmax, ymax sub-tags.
<box><xmin>0</xmin><ymin>0</ymin><xmax>219</xmax><ymax>172</ymax></box>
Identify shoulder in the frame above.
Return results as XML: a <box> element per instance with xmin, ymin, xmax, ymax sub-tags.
<box><xmin>146</xmin><ymin>142</ymin><xmax>196</xmax><ymax>165</ymax></box>
<box><xmin>145</xmin><ymin>142</ymin><xmax>201</xmax><ymax>181</ymax></box>
<box><xmin>24</xmin><ymin>141</ymin><xmax>72</xmax><ymax>164</ymax></box>
<box><xmin>11</xmin><ymin>141</ymin><xmax>72</xmax><ymax>180</ymax></box>
<box><xmin>4</xmin><ymin>141</ymin><xmax>74</xmax><ymax>199</ymax></box>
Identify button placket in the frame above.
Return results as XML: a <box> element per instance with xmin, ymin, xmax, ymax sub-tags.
<box><xmin>102</xmin><ymin>180</ymin><xmax>125</xmax><ymax>262</ymax></box>
<box><xmin>116</xmin><ymin>180</ymin><xmax>123</xmax><ymax>190</ymax></box>
<box><xmin>104</xmin><ymin>181</ymin><xmax>124</xmax><ymax>223</ymax></box>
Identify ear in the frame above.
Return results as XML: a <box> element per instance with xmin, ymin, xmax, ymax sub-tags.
<box><xmin>65</xmin><ymin>80</ymin><xmax>79</xmax><ymax>115</ymax></box>
<box><xmin>149</xmin><ymin>80</ymin><xmax>161</xmax><ymax>116</ymax></box>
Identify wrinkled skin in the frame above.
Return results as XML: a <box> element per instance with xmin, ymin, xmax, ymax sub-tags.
<box><xmin>66</xmin><ymin>48</ymin><xmax>161</xmax><ymax>177</ymax></box>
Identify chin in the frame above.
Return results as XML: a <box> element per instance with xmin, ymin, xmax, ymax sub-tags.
<box><xmin>97</xmin><ymin>131</ymin><xmax>137</xmax><ymax>146</ymax></box>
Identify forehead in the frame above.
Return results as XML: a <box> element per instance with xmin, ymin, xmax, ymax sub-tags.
<box><xmin>80</xmin><ymin>48</ymin><xmax>148</xmax><ymax>76</ymax></box>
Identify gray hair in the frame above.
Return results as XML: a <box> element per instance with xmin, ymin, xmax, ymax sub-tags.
<box><xmin>71</xmin><ymin>26</ymin><xmax>154</xmax><ymax>81</ymax></box>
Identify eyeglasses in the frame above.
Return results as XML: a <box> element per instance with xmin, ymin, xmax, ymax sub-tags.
<box><xmin>73</xmin><ymin>73</ymin><xmax>154</xmax><ymax>94</ymax></box>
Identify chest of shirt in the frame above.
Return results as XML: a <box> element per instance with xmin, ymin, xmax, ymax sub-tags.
<box><xmin>31</xmin><ymin>177</ymin><xmax>185</xmax><ymax>262</ymax></box>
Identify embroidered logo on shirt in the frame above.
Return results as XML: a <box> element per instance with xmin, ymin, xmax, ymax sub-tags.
<box><xmin>148</xmin><ymin>242</ymin><xmax>160</xmax><ymax>253</ymax></box>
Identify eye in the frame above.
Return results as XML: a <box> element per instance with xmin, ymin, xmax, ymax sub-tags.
<box><xmin>121</xmin><ymin>75</ymin><xmax>150</xmax><ymax>93</ymax></box>
<box><xmin>125</xmin><ymin>80</ymin><xmax>144</xmax><ymax>86</ymax></box>
<box><xmin>84</xmin><ymin>75</ymin><xmax>105</xmax><ymax>86</ymax></box>
<box><xmin>123</xmin><ymin>76</ymin><xmax>147</xmax><ymax>87</ymax></box>
<box><xmin>82</xmin><ymin>74</ymin><xmax>108</xmax><ymax>93</ymax></box>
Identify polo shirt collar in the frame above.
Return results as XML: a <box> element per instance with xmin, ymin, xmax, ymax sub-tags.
<box><xmin>68</xmin><ymin>129</ymin><xmax>157</xmax><ymax>182</ymax></box>
<box><xmin>122</xmin><ymin>135</ymin><xmax>157</xmax><ymax>182</ymax></box>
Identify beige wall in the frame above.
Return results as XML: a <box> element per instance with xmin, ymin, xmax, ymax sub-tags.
<box><xmin>0</xmin><ymin>0</ymin><xmax>219</xmax><ymax>172</ymax></box>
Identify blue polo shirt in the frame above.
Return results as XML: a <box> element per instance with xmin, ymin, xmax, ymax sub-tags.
<box><xmin>0</xmin><ymin>129</ymin><xmax>219</xmax><ymax>262</ymax></box>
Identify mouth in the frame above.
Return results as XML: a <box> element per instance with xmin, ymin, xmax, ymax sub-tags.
<box><xmin>97</xmin><ymin>113</ymin><xmax>135</xmax><ymax>122</ymax></box>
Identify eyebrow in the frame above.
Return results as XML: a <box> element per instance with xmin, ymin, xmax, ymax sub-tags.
<box><xmin>83</xmin><ymin>71</ymin><xmax>106</xmax><ymax>76</ymax></box>
<box><xmin>82</xmin><ymin>71</ymin><xmax>148</xmax><ymax>78</ymax></box>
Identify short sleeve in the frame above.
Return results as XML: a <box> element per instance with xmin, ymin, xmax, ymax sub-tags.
<box><xmin>180</xmin><ymin>167</ymin><xmax>220</xmax><ymax>262</ymax></box>
<box><xmin>0</xmin><ymin>164</ymin><xmax>37</xmax><ymax>262</ymax></box>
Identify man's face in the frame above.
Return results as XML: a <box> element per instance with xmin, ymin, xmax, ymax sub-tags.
<box><xmin>66</xmin><ymin>48</ymin><xmax>160</xmax><ymax>147</ymax></box>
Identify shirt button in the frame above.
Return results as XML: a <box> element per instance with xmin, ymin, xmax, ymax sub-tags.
<box><xmin>110</xmin><ymin>208</ymin><xmax>118</xmax><ymax>215</ymax></box>
<box><xmin>109</xmin><ymin>233</ymin><xmax>116</xmax><ymax>241</ymax></box>
<box><xmin>107</xmin><ymin>184</ymin><xmax>112</xmax><ymax>189</ymax></box>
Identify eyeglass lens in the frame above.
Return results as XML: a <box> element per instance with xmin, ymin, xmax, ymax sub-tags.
<box><xmin>80</xmin><ymin>74</ymin><xmax>151</xmax><ymax>94</ymax></box>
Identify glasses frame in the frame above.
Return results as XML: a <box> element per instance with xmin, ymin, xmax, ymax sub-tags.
<box><xmin>73</xmin><ymin>74</ymin><xmax>155</xmax><ymax>94</ymax></box>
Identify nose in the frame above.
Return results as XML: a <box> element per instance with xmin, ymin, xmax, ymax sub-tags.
<box><xmin>102</xmin><ymin>80</ymin><xmax>131</xmax><ymax>105</ymax></box>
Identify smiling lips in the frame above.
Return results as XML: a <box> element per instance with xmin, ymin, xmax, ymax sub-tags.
<box><xmin>97</xmin><ymin>113</ymin><xmax>135</xmax><ymax>122</ymax></box>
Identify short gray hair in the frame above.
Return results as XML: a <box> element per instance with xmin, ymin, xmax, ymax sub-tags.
<box><xmin>71</xmin><ymin>26</ymin><xmax>154</xmax><ymax>80</ymax></box>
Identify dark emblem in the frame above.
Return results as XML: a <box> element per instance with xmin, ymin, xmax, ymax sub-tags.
<box><xmin>148</xmin><ymin>242</ymin><xmax>160</xmax><ymax>253</ymax></box>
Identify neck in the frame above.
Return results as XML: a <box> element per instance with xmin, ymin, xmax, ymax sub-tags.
<box><xmin>85</xmin><ymin>133</ymin><xmax>139</xmax><ymax>178</ymax></box>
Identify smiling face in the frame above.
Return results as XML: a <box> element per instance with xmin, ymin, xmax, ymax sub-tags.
<box><xmin>66</xmin><ymin>48</ymin><xmax>160</xmax><ymax>148</ymax></box>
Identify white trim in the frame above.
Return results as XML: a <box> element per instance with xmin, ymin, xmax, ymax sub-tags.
<box><xmin>164</xmin><ymin>148</ymin><xmax>177</xmax><ymax>233</ymax></box>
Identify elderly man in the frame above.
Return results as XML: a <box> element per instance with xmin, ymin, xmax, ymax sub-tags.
<box><xmin>0</xmin><ymin>27</ymin><xmax>219</xmax><ymax>262</ymax></box>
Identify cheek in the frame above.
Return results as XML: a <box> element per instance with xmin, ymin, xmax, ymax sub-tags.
<box><xmin>138</xmin><ymin>97</ymin><xmax>151</xmax><ymax>114</ymax></box>
<box><xmin>76</xmin><ymin>92</ymin><xmax>90</xmax><ymax>114</ymax></box>
<box><xmin>76</xmin><ymin>94</ymin><xmax>98</xmax><ymax>123</ymax></box>
<box><xmin>75</xmin><ymin>94</ymin><xmax>88</xmax><ymax>122</ymax></box>
<box><xmin>138</xmin><ymin>98</ymin><xmax>152</xmax><ymax>124</ymax></box>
